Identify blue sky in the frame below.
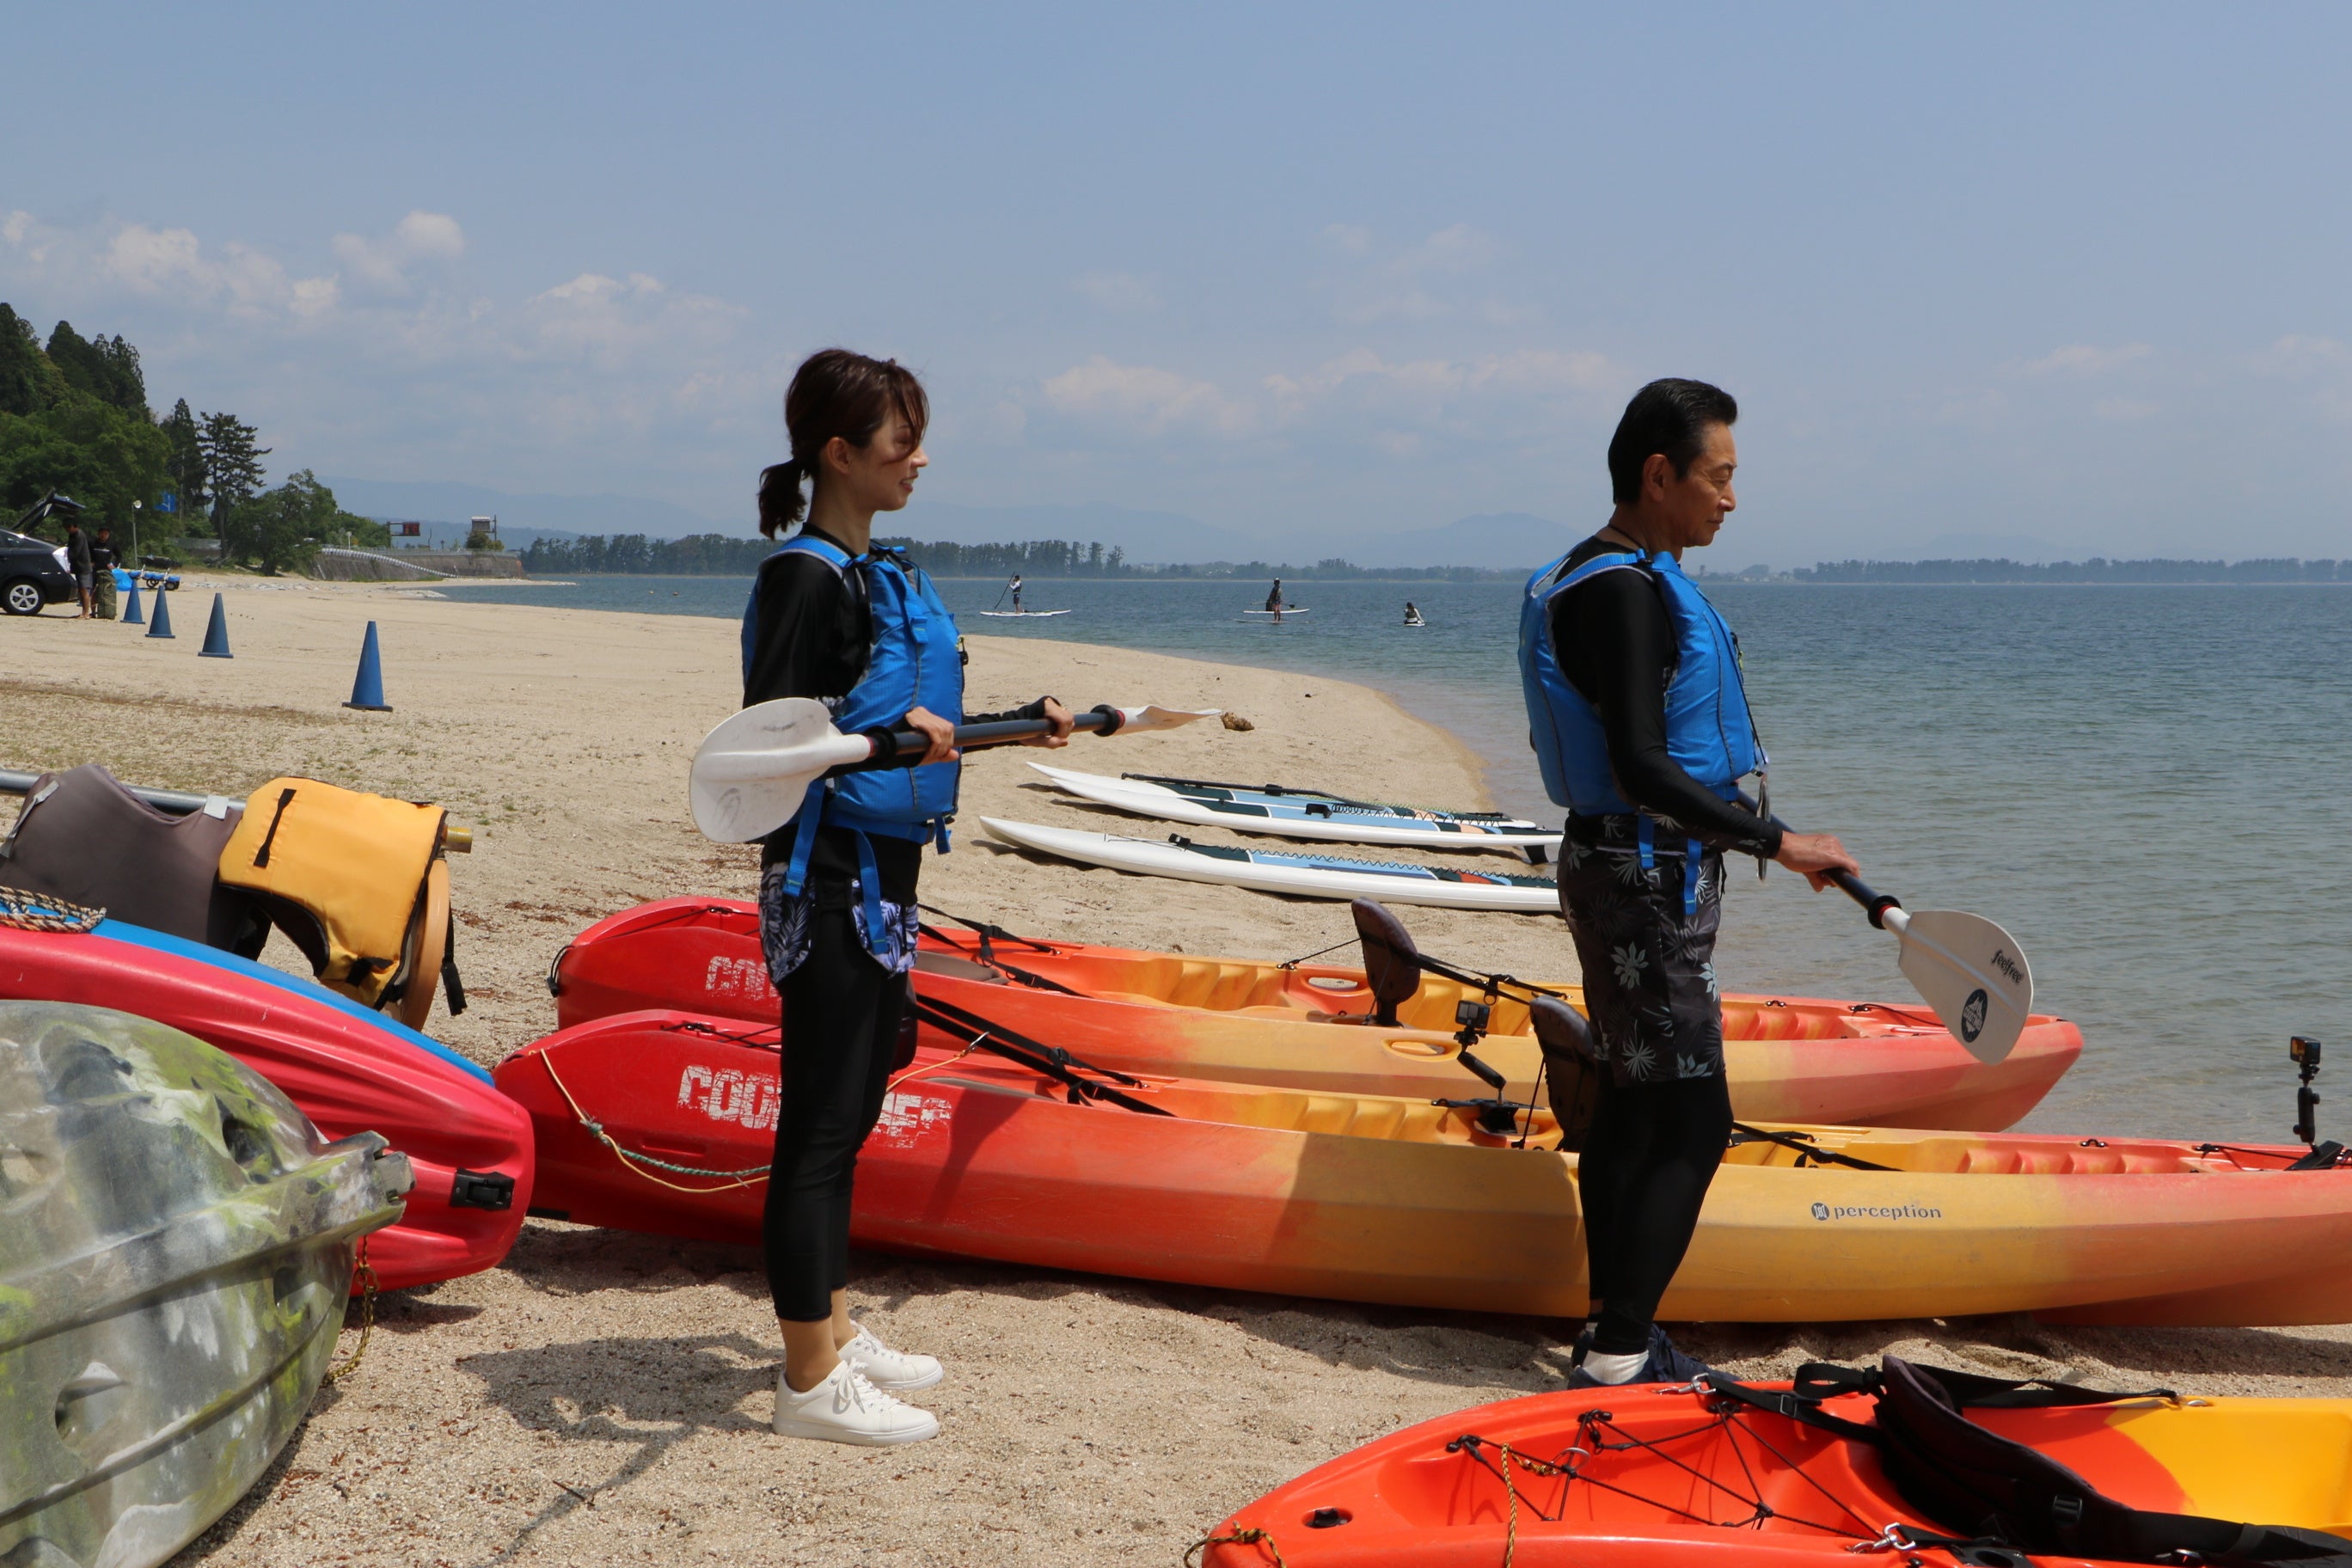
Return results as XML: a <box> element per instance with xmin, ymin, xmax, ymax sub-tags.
<box><xmin>5</xmin><ymin>3</ymin><xmax>2349</xmax><ymax>563</ymax></box>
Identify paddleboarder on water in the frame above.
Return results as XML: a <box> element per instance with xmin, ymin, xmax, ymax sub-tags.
<box><xmin>742</xmin><ymin>349</ymin><xmax>1073</xmax><ymax>1444</ymax></box>
<box><xmin>1265</xmin><ymin>578</ymin><xmax>1283</xmax><ymax>614</ymax></box>
<box><xmin>1009</xmin><ymin>573</ymin><xmax>1023</xmax><ymax>614</ymax></box>
<box><xmin>1518</xmin><ymin>377</ymin><xmax>1859</xmax><ymax>1387</ymax></box>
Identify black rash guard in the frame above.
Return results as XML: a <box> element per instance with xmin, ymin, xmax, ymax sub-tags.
<box><xmin>1547</xmin><ymin>534</ymin><xmax>1781</xmax><ymax>859</ymax></box>
<box><xmin>743</xmin><ymin>531</ymin><xmax>1046</xmax><ymax>898</ymax></box>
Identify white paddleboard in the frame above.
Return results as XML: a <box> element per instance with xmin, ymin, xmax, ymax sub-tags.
<box><xmin>979</xmin><ymin>817</ymin><xmax>1560</xmax><ymax>913</ymax></box>
<box><xmin>977</xmin><ymin>609</ymin><xmax>1073</xmax><ymax>618</ymax></box>
<box><xmin>1241</xmin><ymin>607</ymin><xmax>1308</xmax><ymax>616</ymax></box>
<box><xmin>1027</xmin><ymin>764</ymin><xmax>1561</xmax><ymax>854</ymax></box>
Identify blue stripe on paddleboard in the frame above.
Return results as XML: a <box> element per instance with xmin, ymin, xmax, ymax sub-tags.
<box><xmin>1237</xmin><ymin>848</ymin><xmax>1551</xmax><ymax>887</ymax></box>
<box><xmin>93</xmin><ymin>919</ymin><xmax>493</xmax><ymax>1083</ymax></box>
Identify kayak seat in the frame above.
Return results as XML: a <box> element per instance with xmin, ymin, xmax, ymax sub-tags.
<box><xmin>1351</xmin><ymin>899</ymin><xmax>1423</xmax><ymax>1027</ymax></box>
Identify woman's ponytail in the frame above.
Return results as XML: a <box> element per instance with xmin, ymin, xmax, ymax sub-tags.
<box><xmin>755</xmin><ymin>348</ymin><xmax>931</xmax><ymax>540</ymax></box>
<box><xmin>757</xmin><ymin>457</ymin><xmax>808</xmax><ymax>539</ymax></box>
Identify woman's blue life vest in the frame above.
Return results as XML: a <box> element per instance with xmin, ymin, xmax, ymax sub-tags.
<box><xmin>1517</xmin><ymin>548</ymin><xmax>1766</xmax><ymax>904</ymax></box>
<box><xmin>739</xmin><ymin>534</ymin><xmax>965</xmax><ymax>941</ymax></box>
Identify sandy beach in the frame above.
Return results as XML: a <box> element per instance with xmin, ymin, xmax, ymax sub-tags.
<box><xmin>7</xmin><ymin>576</ymin><xmax>2351</xmax><ymax>1567</ymax></box>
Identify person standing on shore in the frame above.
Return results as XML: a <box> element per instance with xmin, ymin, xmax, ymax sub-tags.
<box><xmin>64</xmin><ymin>519</ymin><xmax>93</xmax><ymax>618</ymax></box>
<box><xmin>1518</xmin><ymin>377</ymin><xmax>1858</xmax><ymax>1387</ymax></box>
<box><xmin>89</xmin><ymin>525</ymin><xmax>119</xmax><ymax>620</ymax></box>
<box><xmin>742</xmin><ymin>348</ymin><xmax>1073</xmax><ymax>1445</ymax></box>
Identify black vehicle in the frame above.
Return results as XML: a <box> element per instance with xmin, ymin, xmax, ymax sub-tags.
<box><xmin>3</xmin><ymin>493</ymin><xmax>85</xmax><ymax>616</ymax></box>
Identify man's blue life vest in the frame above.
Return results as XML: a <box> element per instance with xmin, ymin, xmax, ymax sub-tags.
<box><xmin>739</xmin><ymin>534</ymin><xmax>965</xmax><ymax>952</ymax></box>
<box><xmin>1518</xmin><ymin>547</ymin><xmax>1765</xmax><ymax>904</ymax></box>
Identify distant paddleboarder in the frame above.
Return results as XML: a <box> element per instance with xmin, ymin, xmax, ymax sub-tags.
<box><xmin>1519</xmin><ymin>377</ymin><xmax>1859</xmax><ymax>1388</ymax></box>
<box><xmin>1008</xmin><ymin>573</ymin><xmax>1023</xmax><ymax>613</ymax></box>
<box><xmin>1403</xmin><ymin>600</ymin><xmax>1424</xmax><ymax>627</ymax></box>
<box><xmin>1265</xmin><ymin>579</ymin><xmax>1283</xmax><ymax>613</ymax></box>
<box><xmin>744</xmin><ymin>349</ymin><xmax>1072</xmax><ymax>1446</ymax></box>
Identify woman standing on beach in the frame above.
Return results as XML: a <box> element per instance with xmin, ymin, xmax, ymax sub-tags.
<box><xmin>743</xmin><ymin>348</ymin><xmax>1072</xmax><ymax>1445</ymax></box>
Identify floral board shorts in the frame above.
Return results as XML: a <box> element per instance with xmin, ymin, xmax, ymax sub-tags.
<box><xmin>757</xmin><ymin>863</ymin><xmax>921</xmax><ymax>983</ymax></box>
<box><xmin>1554</xmin><ymin>826</ymin><xmax>1726</xmax><ymax>1087</ymax></box>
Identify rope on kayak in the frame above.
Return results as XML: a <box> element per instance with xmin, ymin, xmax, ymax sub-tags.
<box><xmin>1274</xmin><ymin>934</ymin><xmax>1357</xmax><ymax>970</ymax></box>
<box><xmin>1182</xmin><ymin>1524</ymin><xmax>1288</xmax><ymax>1567</ymax></box>
<box><xmin>886</xmin><ymin>1038</ymin><xmax>981</xmax><ymax>1093</ymax></box>
<box><xmin>0</xmin><ymin>886</ymin><xmax>105</xmax><ymax>933</ymax></box>
<box><xmin>325</xmin><ymin>1242</ymin><xmax>378</xmax><ymax>1384</ymax></box>
<box><xmin>534</xmin><ymin>1051</ymin><xmax>771</xmax><ymax>1191</ymax></box>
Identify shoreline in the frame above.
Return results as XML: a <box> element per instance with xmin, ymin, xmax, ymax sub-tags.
<box><xmin>8</xmin><ymin>578</ymin><xmax>2352</xmax><ymax>1566</ymax></box>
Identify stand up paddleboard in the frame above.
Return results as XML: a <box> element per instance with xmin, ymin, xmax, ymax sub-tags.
<box><xmin>1029</xmin><ymin>763</ymin><xmax>1561</xmax><ymax>856</ymax></box>
<box><xmin>980</xmin><ymin>817</ymin><xmax>1560</xmax><ymax>912</ymax></box>
<box><xmin>977</xmin><ymin>609</ymin><xmax>1073</xmax><ymax>618</ymax></box>
<box><xmin>1241</xmin><ymin>607</ymin><xmax>1308</xmax><ymax>616</ymax></box>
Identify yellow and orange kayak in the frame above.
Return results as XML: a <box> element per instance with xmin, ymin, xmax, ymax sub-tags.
<box><xmin>499</xmin><ymin>1010</ymin><xmax>2352</xmax><ymax>1326</ymax></box>
<box><xmin>548</xmin><ymin>897</ymin><xmax>2082</xmax><ymax>1130</ymax></box>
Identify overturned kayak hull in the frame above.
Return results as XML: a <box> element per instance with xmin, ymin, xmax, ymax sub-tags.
<box><xmin>1</xmin><ymin>1003</ymin><xmax>409</xmax><ymax>1568</ymax></box>
<box><xmin>548</xmin><ymin>898</ymin><xmax>2079</xmax><ymax>1131</ymax></box>
<box><xmin>496</xmin><ymin>1010</ymin><xmax>2352</xmax><ymax>1326</ymax></box>
<box><xmin>0</xmin><ymin>919</ymin><xmax>531</xmax><ymax>1290</ymax></box>
<box><xmin>1200</xmin><ymin>1377</ymin><xmax>2352</xmax><ymax>1566</ymax></box>
<box><xmin>981</xmin><ymin>816</ymin><xmax>1564</xmax><ymax>912</ymax></box>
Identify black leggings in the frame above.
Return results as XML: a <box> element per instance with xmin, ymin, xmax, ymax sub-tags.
<box><xmin>1577</xmin><ymin>1072</ymin><xmax>1732</xmax><ymax>1355</ymax></box>
<box><xmin>763</xmin><ymin>907</ymin><xmax>905</xmax><ymax>1322</ymax></box>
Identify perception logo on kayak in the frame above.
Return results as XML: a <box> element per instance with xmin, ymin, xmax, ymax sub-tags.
<box><xmin>1812</xmin><ymin>1201</ymin><xmax>1944</xmax><ymax>1221</ymax></box>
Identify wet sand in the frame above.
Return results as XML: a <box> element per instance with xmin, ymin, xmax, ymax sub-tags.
<box><xmin>4</xmin><ymin>576</ymin><xmax>2349</xmax><ymax>1566</ymax></box>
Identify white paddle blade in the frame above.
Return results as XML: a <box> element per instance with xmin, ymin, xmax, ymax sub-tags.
<box><xmin>1886</xmin><ymin>908</ymin><xmax>2034</xmax><ymax>1065</ymax></box>
<box><xmin>689</xmin><ymin>698</ymin><xmax>871</xmax><ymax>843</ymax></box>
<box><xmin>1112</xmin><ymin>705</ymin><xmax>1222</xmax><ymax>733</ymax></box>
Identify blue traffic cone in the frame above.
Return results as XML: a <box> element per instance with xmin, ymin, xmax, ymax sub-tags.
<box><xmin>199</xmin><ymin>592</ymin><xmax>233</xmax><ymax>658</ymax></box>
<box><xmin>122</xmin><ymin>576</ymin><xmax>144</xmax><ymax>626</ymax></box>
<box><xmin>144</xmin><ymin>583</ymin><xmax>175</xmax><ymax>640</ymax></box>
<box><xmin>344</xmin><ymin>621</ymin><xmax>391</xmax><ymax>711</ymax></box>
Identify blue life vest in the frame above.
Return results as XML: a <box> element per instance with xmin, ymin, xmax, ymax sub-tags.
<box><xmin>1518</xmin><ymin>547</ymin><xmax>1765</xmax><ymax>910</ymax></box>
<box><xmin>740</xmin><ymin>534</ymin><xmax>965</xmax><ymax>954</ymax></box>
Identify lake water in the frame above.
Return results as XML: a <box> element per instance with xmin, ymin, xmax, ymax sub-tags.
<box><xmin>459</xmin><ymin>571</ymin><xmax>2352</xmax><ymax>1141</ymax></box>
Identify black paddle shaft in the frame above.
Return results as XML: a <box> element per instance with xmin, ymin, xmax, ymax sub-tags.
<box><xmin>1765</xmin><ymin>812</ymin><xmax>1901</xmax><ymax>928</ymax></box>
<box><xmin>830</xmin><ymin>704</ymin><xmax>1130</xmax><ymax>779</ymax></box>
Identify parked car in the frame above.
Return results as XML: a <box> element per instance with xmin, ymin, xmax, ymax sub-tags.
<box><xmin>0</xmin><ymin>529</ymin><xmax>76</xmax><ymax>616</ymax></box>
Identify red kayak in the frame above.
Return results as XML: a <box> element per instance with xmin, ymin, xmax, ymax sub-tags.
<box><xmin>545</xmin><ymin>897</ymin><xmax>2081</xmax><ymax>1130</ymax></box>
<box><xmin>0</xmin><ymin>917</ymin><xmax>530</xmax><ymax>1290</ymax></box>
<box><xmin>1197</xmin><ymin>1362</ymin><xmax>2352</xmax><ymax>1565</ymax></box>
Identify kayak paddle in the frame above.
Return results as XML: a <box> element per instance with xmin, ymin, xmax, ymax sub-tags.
<box><xmin>689</xmin><ymin>698</ymin><xmax>1221</xmax><ymax>842</ymax></box>
<box><xmin>1820</xmin><ymin>867</ymin><xmax>2033</xmax><ymax>1065</ymax></box>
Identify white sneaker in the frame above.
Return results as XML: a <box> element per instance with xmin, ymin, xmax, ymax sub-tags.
<box><xmin>839</xmin><ymin>1323</ymin><xmax>944</xmax><ymax>1393</ymax></box>
<box><xmin>773</xmin><ymin>1359</ymin><xmax>940</xmax><ymax>1446</ymax></box>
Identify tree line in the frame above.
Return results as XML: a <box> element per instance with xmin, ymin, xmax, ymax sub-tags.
<box><xmin>1794</xmin><ymin>558</ymin><xmax>2349</xmax><ymax>584</ymax></box>
<box><xmin>520</xmin><ymin>531</ymin><xmax>1527</xmax><ymax>579</ymax></box>
<box><xmin>0</xmin><ymin>303</ymin><xmax>383</xmax><ymax>573</ymax></box>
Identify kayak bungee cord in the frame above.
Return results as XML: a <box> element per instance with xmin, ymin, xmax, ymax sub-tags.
<box><xmin>535</xmin><ymin>1035</ymin><xmax>775</xmax><ymax>1193</ymax></box>
<box><xmin>912</xmin><ymin>995</ymin><xmax>1173</xmax><ymax>1116</ymax></box>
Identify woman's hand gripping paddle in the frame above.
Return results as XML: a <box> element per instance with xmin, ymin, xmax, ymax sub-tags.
<box><xmin>689</xmin><ymin>698</ymin><xmax>1222</xmax><ymax>842</ymax></box>
<box><xmin>1822</xmin><ymin>869</ymin><xmax>2033</xmax><ymax>1064</ymax></box>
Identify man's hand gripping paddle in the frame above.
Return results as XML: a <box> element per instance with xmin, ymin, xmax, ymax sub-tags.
<box><xmin>689</xmin><ymin>698</ymin><xmax>1221</xmax><ymax>842</ymax></box>
<box><xmin>1821</xmin><ymin>867</ymin><xmax>2033</xmax><ymax>1065</ymax></box>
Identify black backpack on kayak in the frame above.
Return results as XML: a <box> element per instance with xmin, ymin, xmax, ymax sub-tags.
<box><xmin>1712</xmin><ymin>1357</ymin><xmax>2352</xmax><ymax>1566</ymax></box>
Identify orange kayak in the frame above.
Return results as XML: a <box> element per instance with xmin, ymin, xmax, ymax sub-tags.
<box><xmin>1199</xmin><ymin>1366</ymin><xmax>2352</xmax><ymax>1565</ymax></box>
<box><xmin>496</xmin><ymin>1009</ymin><xmax>2352</xmax><ymax>1326</ymax></box>
<box><xmin>548</xmin><ymin>897</ymin><xmax>2081</xmax><ymax>1130</ymax></box>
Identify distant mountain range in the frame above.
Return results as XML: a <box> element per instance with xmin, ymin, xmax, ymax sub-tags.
<box><xmin>318</xmin><ymin>477</ymin><xmax>738</xmax><ymax>540</ymax></box>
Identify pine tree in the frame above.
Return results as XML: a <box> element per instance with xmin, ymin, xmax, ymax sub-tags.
<box><xmin>197</xmin><ymin>411</ymin><xmax>268</xmax><ymax>555</ymax></box>
<box><xmin>161</xmin><ymin>399</ymin><xmax>207</xmax><ymax>519</ymax></box>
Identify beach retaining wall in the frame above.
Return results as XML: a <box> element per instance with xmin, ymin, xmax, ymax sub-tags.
<box><xmin>311</xmin><ymin>548</ymin><xmax>527</xmax><ymax>581</ymax></box>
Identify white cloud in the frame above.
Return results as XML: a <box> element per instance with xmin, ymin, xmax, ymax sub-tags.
<box><xmin>331</xmin><ymin>210</ymin><xmax>466</xmax><ymax>297</ymax></box>
<box><xmin>2019</xmin><ymin>342</ymin><xmax>2153</xmax><ymax>376</ymax></box>
<box><xmin>1318</xmin><ymin>222</ymin><xmax>1518</xmax><ymax>325</ymax></box>
<box><xmin>1042</xmin><ymin>356</ymin><xmax>1252</xmax><ymax>436</ymax></box>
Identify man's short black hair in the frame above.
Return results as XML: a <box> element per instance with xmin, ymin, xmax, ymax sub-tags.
<box><xmin>1607</xmin><ymin>378</ymin><xmax>1737</xmax><ymax>505</ymax></box>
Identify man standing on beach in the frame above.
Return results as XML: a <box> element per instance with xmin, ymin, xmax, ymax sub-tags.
<box><xmin>89</xmin><ymin>525</ymin><xmax>119</xmax><ymax>620</ymax></box>
<box><xmin>1519</xmin><ymin>378</ymin><xmax>1857</xmax><ymax>1387</ymax></box>
<box><xmin>64</xmin><ymin>518</ymin><xmax>93</xmax><ymax>619</ymax></box>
